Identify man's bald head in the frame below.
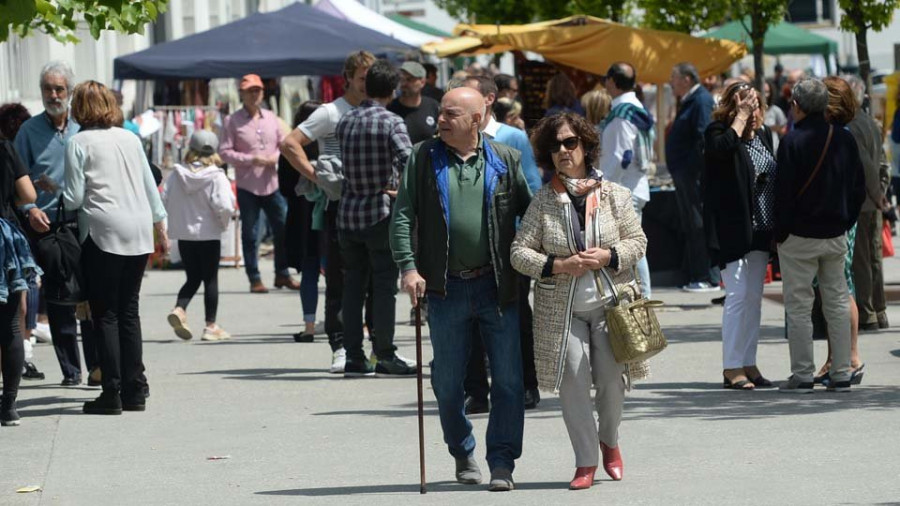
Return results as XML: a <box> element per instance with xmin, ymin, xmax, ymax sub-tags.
<box><xmin>439</xmin><ymin>87</ymin><xmax>485</xmax><ymax>152</ymax></box>
<box><xmin>605</xmin><ymin>61</ymin><xmax>636</xmax><ymax>96</ymax></box>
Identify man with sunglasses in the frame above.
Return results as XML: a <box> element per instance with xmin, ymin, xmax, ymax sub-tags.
<box><xmin>390</xmin><ymin>87</ymin><xmax>532</xmax><ymax>491</ymax></box>
<box><xmin>220</xmin><ymin>74</ymin><xmax>297</xmax><ymax>294</ymax></box>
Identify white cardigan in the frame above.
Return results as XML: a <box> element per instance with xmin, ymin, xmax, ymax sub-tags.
<box><xmin>64</xmin><ymin>127</ymin><xmax>166</xmax><ymax>256</ymax></box>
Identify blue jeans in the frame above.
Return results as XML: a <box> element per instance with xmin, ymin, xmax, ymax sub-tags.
<box><xmin>237</xmin><ymin>189</ymin><xmax>289</xmax><ymax>282</ymax></box>
<box><xmin>427</xmin><ymin>275</ymin><xmax>524</xmax><ymax>472</ymax></box>
<box><xmin>299</xmin><ymin>255</ymin><xmax>320</xmax><ymax>324</ymax></box>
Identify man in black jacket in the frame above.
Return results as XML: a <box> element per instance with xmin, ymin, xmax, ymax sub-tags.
<box><xmin>774</xmin><ymin>78</ymin><xmax>866</xmax><ymax>393</ymax></box>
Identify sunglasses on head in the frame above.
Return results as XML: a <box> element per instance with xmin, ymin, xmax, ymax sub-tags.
<box><xmin>551</xmin><ymin>136</ymin><xmax>580</xmax><ymax>153</ymax></box>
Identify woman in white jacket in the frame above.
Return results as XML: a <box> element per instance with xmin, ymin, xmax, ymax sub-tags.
<box><xmin>163</xmin><ymin>130</ymin><xmax>236</xmax><ymax>341</ymax></box>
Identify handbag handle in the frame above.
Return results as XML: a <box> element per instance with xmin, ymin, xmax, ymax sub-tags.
<box><xmin>596</xmin><ymin>267</ymin><xmax>621</xmax><ymax>305</ymax></box>
<box><xmin>797</xmin><ymin>124</ymin><xmax>833</xmax><ymax>198</ymax></box>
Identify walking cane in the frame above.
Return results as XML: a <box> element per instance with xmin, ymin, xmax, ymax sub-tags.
<box><xmin>415</xmin><ymin>296</ymin><xmax>427</xmax><ymax>494</ymax></box>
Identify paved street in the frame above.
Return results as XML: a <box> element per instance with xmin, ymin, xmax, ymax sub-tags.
<box><xmin>2</xmin><ymin>257</ymin><xmax>900</xmax><ymax>505</ymax></box>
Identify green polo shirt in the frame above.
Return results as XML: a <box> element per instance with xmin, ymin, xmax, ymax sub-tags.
<box><xmin>448</xmin><ymin>147</ymin><xmax>491</xmax><ymax>272</ymax></box>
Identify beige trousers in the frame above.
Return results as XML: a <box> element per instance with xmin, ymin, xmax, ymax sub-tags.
<box><xmin>778</xmin><ymin>234</ymin><xmax>852</xmax><ymax>383</ymax></box>
<box><xmin>559</xmin><ymin>307</ymin><xmax>626</xmax><ymax>467</ymax></box>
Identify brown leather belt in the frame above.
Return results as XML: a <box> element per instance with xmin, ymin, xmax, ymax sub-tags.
<box><xmin>448</xmin><ymin>264</ymin><xmax>494</xmax><ymax>280</ymax></box>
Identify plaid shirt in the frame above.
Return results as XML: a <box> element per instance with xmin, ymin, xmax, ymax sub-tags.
<box><xmin>336</xmin><ymin>100</ymin><xmax>412</xmax><ymax>231</ymax></box>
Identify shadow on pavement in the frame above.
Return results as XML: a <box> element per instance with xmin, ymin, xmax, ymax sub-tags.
<box><xmin>255</xmin><ymin>480</ymin><xmax>565</xmax><ymax>496</ymax></box>
<box><xmin>16</xmin><ymin>395</ymin><xmax>83</xmax><ymax>417</ymax></box>
<box><xmin>661</xmin><ymin>324</ymin><xmax>785</xmax><ymax>344</ymax></box>
<box><xmin>181</xmin><ymin>368</ymin><xmax>329</xmax><ymax>382</ymax></box>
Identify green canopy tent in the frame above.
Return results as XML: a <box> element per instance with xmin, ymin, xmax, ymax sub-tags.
<box><xmin>387</xmin><ymin>14</ymin><xmax>452</xmax><ymax>38</ymax></box>
<box><xmin>704</xmin><ymin>18</ymin><xmax>838</xmax><ymax>74</ymax></box>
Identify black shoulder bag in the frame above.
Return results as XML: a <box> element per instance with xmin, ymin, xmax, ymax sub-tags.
<box><xmin>34</xmin><ymin>197</ymin><xmax>84</xmax><ymax>305</ymax></box>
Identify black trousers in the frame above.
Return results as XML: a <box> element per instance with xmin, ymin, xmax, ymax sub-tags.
<box><xmin>323</xmin><ymin>205</ymin><xmax>344</xmax><ymax>352</ymax></box>
<box><xmin>82</xmin><ymin>237</ymin><xmax>148</xmax><ymax>400</ymax></box>
<box><xmin>0</xmin><ymin>294</ymin><xmax>23</xmax><ymax>398</ymax></box>
<box><xmin>671</xmin><ymin>166</ymin><xmax>718</xmax><ymax>285</ymax></box>
<box><xmin>464</xmin><ymin>274</ymin><xmax>538</xmax><ymax>400</ymax></box>
<box><xmin>176</xmin><ymin>240</ymin><xmax>221</xmax><ymax>323</ymax></box>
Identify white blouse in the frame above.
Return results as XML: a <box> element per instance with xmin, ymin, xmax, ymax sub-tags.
<box><xmin>64</xmin><ymin>127</ymin><xmax>166</xmax><ymax>256</ymax></box>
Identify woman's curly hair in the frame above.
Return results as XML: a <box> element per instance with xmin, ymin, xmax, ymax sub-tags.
<box><xmin>529</xmin><ymin>112</ymin><xmax>599</xmax><ymax>174</ymax></box>
<box><xmin>0</xmin><ymin>103</ymin><xmax>31</xmax><ymax>140</ymax></box>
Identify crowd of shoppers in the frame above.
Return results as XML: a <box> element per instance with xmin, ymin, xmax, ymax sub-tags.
<box><xmin>1</xmin><ymin>49</ymin><xmax>892</xmax><ymax>495</ymax></box>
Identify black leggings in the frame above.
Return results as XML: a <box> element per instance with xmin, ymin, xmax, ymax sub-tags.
<box><xmin>176</xmin><ymin>240</ymin><xmax>220</xmax><ymax>323</ymax></box>
<box><xmin>0</xmin><ymin>294</ymin><xmax>23</xmax><ymax>397</ymax></box>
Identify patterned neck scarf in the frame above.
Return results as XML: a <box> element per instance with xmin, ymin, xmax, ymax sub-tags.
<box><xmin>557</xmin><ymin>170</ymin><xmax>602</xmax><ymax>196</ymax></box>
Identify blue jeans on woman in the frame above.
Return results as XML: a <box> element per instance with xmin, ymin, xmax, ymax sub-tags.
<box><xmin>427</xmin><ymin>274</ymin><xmax>523</xmax><ymax>472</ymax></box>
<box><xmin>236</xmin><ymin>189</ymin><xmax>290</xmax><ymax>283</ymax></box>
<box><xmin>299</xmin><ymin>255</ymin><xmax>320</xmax><ymax>324</ymax></box>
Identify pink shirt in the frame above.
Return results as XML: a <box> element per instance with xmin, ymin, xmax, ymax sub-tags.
<box><xmin>219</xmin><ymin>107</ymin><xmax>284</xmax><ymax>196</ymax></box>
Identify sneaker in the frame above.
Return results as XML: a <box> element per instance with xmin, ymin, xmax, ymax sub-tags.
<box><xmin>375</xmin><ymin>356</ymin><xmax>416</xmax><ymax>377</ymax></box>
<box><xmin>489</xmin><ymin>467</ymin><xmax>515</xmax><ymax>492</ymax></box>
<box><xmin>778</xmin><ymin>375</ymin><xmax>814</xmax><ymax>394</ymax></box>
<box><xmin>202</xmin><ymin>325</ymin><xmax>231</xmax><ymax>342</ymax></box>
<box><xmin>61</xmin><ymin>375</ymin><xmax>82</xmax><ymax>386</ymax></box>
<box><xmin>395</xmin><ymin>353</ymin><xmax>417</xmax><ymax>369</ymax></box>
<box><xmin>32</xmin><ymin>322</ymin><xmax>52</xmax><ymax>343</ymax></box>
<box><xmin>826</xmin><ymin>380</ymin><xmax>851</xmax><ymax>392</ymax></box>
<box><xmin>329</xmin><ymin>348</ymin><xmax>347</xmax><ymax>374</ymax></box>
<box><xmin>167</xmin><ymin>308</ymin><xmax>193</xmax><ymax>340</ymax></box>
<box><xmin>681</xmin><ymin>282</ymin><xmax>721</xmax><ymax>293</ymax></box>
<box><xmin>22</xmin><ymin>362</ymin><xmax>45</xmax><ymax>381</ymax></box>
<box><xmin>344</xmin><ymin>357</ymin><xmax>375</xmax><ymax>378</ymax></box>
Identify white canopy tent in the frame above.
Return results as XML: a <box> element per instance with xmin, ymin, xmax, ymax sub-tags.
<box><xmin>313</xmin><ymin>0</ymin><xmax>442</xmax><ymax>48</ymax></box>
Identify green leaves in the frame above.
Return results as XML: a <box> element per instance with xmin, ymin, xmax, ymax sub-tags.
<box><xmin>0</xmin><ymin>0</ymin><xmax>168</xmax><ymax>43</ymax></box>
<box><xmin>838</xmin><ymin>0</ymin><xmax>899</xmax><ymax>32</ymax></box>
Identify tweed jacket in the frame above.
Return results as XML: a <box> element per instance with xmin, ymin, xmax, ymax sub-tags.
<box><xmin>511</xmin><ymin>179</ymin><xmax>648</xmax><ymax>393</ymax></box>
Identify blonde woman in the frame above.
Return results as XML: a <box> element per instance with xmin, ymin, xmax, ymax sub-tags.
<box><xmin>581</xmin><ymin>89</ymin><xmax>612</xmax><ymax>131</ymax></box>
<box><xmin>163</xmin><ymin>130</ymin><xmax>236</xmax><ymax>342</ymax></box>
<box><xmin>64</xmin><ymin>81</ymin><xmax>168</xmax><ymax>415</ymax></box>
<box><xmin>511</xmin><ymin>112</ymin><xmax>647</xmax><ymax>489</ymax></box>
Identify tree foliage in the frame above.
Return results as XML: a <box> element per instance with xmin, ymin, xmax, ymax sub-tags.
<box><xmin>838</xmin><ymin>0</ymin><xmax>900</xmax><ymax>93</ymax></box>
<box><xmin>433</xmin><ymin>0</ymin><xmax>635</xmax><ymax>25</ymax></box>
<box><xmin>733</xmin><ymin>0</ymin><xmax>789</xmax><ymax>92</ymax></box>
<box><xmin>638</xmin><ymin>0</ymin><xmax>729</xmax><ymax>33</ymax></box>
<box><xmin>0</xmin><ymin>0</ymin><xmax>168</xmax><ymax>43</ymax></box>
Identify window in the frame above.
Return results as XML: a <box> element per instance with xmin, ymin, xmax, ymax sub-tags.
<box><xmin>786</xmin><ymin>0</ymin><xmax>835</xmax><ymax>25</ymax></box>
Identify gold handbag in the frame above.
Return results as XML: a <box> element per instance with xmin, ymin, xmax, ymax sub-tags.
<box><xmin>596</xmin><ymin>268</ymin><xmax>667</xmax><ymax>364</ymax></box>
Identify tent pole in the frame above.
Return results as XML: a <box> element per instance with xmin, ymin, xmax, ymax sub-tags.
<box><xmin>657</xmin><ymin>84</ymin><xmax>666</xmax><ymax>166</ymax></box>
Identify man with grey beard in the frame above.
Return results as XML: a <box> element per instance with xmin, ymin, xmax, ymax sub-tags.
<box><xmin>14</xmin><ymin>61</ymin><xmax>95</xmax><ymax>386</ymax></box>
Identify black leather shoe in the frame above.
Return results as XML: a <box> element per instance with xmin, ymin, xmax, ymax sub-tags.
<box><xmin>464</xmin><ymin>396</ymin><xmax>490</xmax><ymax>415</ymax></box>
<box><xmin>859</xmin><ymin>322</ymin><xmax>879</xmax><ymax>332</ymax></box>
<box><xmin>22</xmin><ymin>362</ymin><xmax>45</xmax><ymax>380</ymax></box>
<box><xmin>61</xmin><ymin>375</ymin><xmax>82</xmax><ymax>386</ymax></box>
<box><xmin>83</xmin><ymin>391</ymin><xmax>122</xmax><ymax>415</ymax></box>
<box><xmin>524</xmin><ymin>388</ymin><xmax>541</xmax><ymax>410</ymax></box>
<box><xmin>878</xmin><ymin>313</ymin><xmax>889</xmax><ymax>329</ymax></box>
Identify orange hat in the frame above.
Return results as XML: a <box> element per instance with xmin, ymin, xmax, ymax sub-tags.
<box><xmin>240</xmin><ymin>74</ymin><xmax>264</xmax><ymax>90</ymax></box>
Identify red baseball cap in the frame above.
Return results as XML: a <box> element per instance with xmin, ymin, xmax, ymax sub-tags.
<box><xmin>240</xmin><ymin>74</ymin><xmax>264</xmax><ymax>90</ymax></box>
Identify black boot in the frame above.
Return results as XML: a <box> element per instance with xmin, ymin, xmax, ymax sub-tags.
<box><xmin>1</xmin><ymin>394</ymin><xmax>20</xmax><ymax>426</ymax></box>
<box><xmin>83</xmin><ymin>390</ymin><xmax>123</xmax><ymax>415</ymax></box>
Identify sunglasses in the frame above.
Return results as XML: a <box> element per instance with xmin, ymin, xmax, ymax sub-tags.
<box><xmin>551</xmin><ymin>136</ymin><xmax>580</xmax><ymax>153</ymax></box>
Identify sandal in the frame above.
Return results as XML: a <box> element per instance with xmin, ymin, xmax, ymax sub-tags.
<box><xmin>723</xmin><ymin>374</ymin><xmax>755</xmax><ymax>390</ymax></box>
<box><xmin>748</xmin><ymin>376</ymin><xmax>774</xmax><ymax>388</ymax></box>
<box><xmin>850</xmin><ymin>363</ymin><xmax>865</xmax><ymax>385</ymax></box>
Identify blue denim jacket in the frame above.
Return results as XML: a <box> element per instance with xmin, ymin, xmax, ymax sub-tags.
<box><xmin>0</xmin><ymin>218</ymin><xmax>42</xmax><ymax>304</ymax></box>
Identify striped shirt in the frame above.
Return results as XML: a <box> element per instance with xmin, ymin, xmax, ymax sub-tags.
<box><xmin>297</xmin><ymin>97</ymin><xmax>353</xmax><ymax>159</ymax></box>
<box><xmin>336</xmin><ymin>100</ymin><xmax>411</xmax><ymax>231</ymax></box>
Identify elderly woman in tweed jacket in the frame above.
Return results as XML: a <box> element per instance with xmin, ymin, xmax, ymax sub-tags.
<box><xmin>511</xmin><ymin>113</ymin><xmax>646</xmax><ymax>490</ymax></box>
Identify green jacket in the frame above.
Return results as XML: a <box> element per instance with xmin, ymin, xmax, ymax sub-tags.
<box><xmin>390</xmin><ymin>136</ymin><xmax>533</xmax><ymax>307</ymax></box>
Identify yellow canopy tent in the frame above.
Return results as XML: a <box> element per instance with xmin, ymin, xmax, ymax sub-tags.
<box><xmin>421</xmin><ymin>16</ymin><xmax>747</xmax><ymax>83</ymax></box>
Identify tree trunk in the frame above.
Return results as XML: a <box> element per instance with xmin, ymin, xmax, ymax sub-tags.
<box><xmin>752</xmin><ymin>13</ymin><xmax>765</xmax><ymax>95</ymax></box>
<box><xmin>855</xmin><ymin>24</ymin><xmax>871</xmax><ymax>96</ymax></box>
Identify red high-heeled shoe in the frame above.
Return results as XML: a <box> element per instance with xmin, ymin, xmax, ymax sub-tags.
<box><xmin>600</xmin><ymin>442</ymin><xmax>623</xmax><ymax>481</ymax></box>
<box><xmin>569</xmin><ymin>466</ymin><xmax>597</xmax><ymax>490</ymax></box>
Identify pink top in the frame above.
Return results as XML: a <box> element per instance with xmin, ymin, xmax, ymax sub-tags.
<box><xmin>219</xmin><ymin>107</ymin><xmax>284</xmax><ymax>196</ymax></box>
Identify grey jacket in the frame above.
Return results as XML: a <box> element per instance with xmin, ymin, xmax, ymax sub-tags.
<box><xmin>848</xmin><ymin>111</ymin><xmax>890</xmax><ymax>212</ymax></box>
<box><xmin>294</xmin><ymin>155</ymin><xmax>343</xmax><ymax>201</ymax></box>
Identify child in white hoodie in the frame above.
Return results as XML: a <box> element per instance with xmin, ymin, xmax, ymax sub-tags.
<box><xmin>163</xmin><ymin>130</ymin><xmax>236</xmax><ymax>341</ymax></box>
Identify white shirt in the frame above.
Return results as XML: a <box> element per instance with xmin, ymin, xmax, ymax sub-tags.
<box><xmin>598</xmin><ymin>91</ymin><xmax>650</xmax><ymax>203</ymax></box>
<box><xmin>64</xmin><ymin>127</ymin><xmax>167</xmax><ymax>256</ymax></box>
<box><xmin>297</xmin><ymin>97</ymin><xmax>353</xmax><ymax>159</ymax></box>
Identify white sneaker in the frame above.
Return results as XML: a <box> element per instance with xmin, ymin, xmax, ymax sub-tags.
<box><xmin>681</xmin><ymin>282</ymin><xmax>721</xmax><ymax>293</ymax></box>
<box><xmin>395</xmin><ymin>353</ymin><xmax>417</xmax><ymax>369</ymax></box>
<box><xmin>330</xmin><ymin>348</ymin><xmax>347</xmax><ymax>374</ymax></box>
<box><xmin>32</xmin><ymin>322</ymin><xmax>52</xmax><ymax>343</ymax></box>
<box><xmin>201</xmin><ymin>325</ymin><xmax>231</xmax><ymax>341</ymax></box>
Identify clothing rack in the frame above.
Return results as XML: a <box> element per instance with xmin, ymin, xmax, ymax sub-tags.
<box><xmin>151</xmin><ymin>105</ymin><xmax>220</xmax><ymax>110</ymax></box>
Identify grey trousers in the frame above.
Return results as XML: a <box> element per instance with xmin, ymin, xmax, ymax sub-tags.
<box><xmin>778</xmin><ymin>234</ymin><xmax>852</xmax><ymax>383</ymax></box>
<box><xmin>559</xmin><ymin>306</ymin><xmax>626</xmax><ymax>467</ymax></box>
<box><xmin>852</xmin><ymin>210</ymin><xmax>886</xmax><ymax>325</ymax></box>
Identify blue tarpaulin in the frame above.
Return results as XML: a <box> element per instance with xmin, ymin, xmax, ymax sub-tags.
<box><xmin>114</xmin><ymin>2</ymin><xmax>413</xmax><ymax>80</ymax></box>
